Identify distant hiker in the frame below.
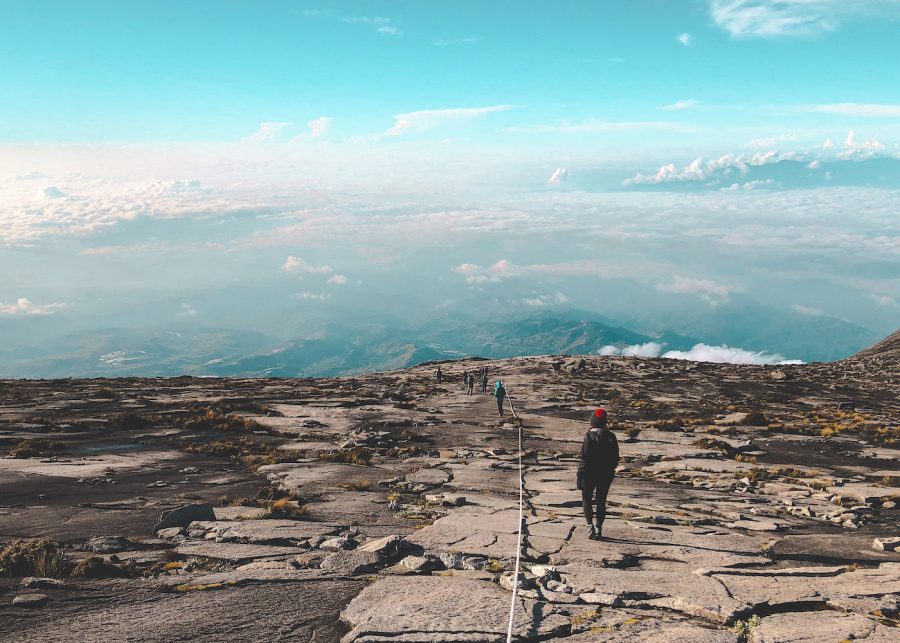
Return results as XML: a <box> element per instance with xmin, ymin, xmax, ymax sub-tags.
<box><xmin>577</xmin><ymin>407</ymin><xmax>619</xmax><ymax>540</ymax></box>
<box><xmin>436</xmin><ymin>366</ymin><xmax>443</xmax><ymax>384</ymax></box>
<box><xmin>480</xmin><ymin>369</ymin><xmax>488</xmax><ymax>394</ymax></box>
<box><xmin>493</xmin><ymin>380</ymin><xmax>507</xmax><ymax>417</ymax></box>
<box><xmin>462</xmin><ymin>370</ymin><xmax>469</xmax><ymax>390</ymax></box>
<box><xmin>467</xmin><ymin>372</ymin><xmax>475</xmax><ymax>395</ymax></box>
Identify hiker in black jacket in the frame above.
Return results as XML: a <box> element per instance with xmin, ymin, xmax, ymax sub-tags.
<box><xmin>576</xmin><ymin>407</ymin><xmax>619</xmax><ymax>540</ymax></box>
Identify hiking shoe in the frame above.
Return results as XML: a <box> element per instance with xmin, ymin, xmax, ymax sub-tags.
<box><xmin>592</xmin><ymin>526</ymin><xmax>604</xmax><ymax>541</ymax></box>
<box><xmin>585</xmin><ymin>524</ymin><xmax>597</xmax><ymax>540</ymax></box>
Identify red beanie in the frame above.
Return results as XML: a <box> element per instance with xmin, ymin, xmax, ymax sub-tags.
<box><xmin>590</xmin><ymin>407</ymin><xmax>608</xmax><ymax>427</ymax></box>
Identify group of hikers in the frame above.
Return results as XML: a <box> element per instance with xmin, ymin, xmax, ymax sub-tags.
<box><xmin>434</xmin><ymin>364</ymin><xmax>618</xmax><ymax>540</ymax></box>
<box><xmin>436</xmin><ymin>365</ymin><xmax>508</xmax><ymax>417</ymax></box>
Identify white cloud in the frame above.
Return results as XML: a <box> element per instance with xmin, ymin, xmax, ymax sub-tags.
<box><xmin>602</xmin><ymin>342</ymin><xmax>665</xmax><ymax>358</ymax></box>
<box><xmin>791</xmin><ymin>303</ymin><xmax>822</xmax><ymax>316</ymax></box>
<box><xmin>0</xmin><ymin>298</ymin><xmax>66</xmax><ymax>316</ymax></box>
<box><xmin>295</xmin><ymin>291</ymin><xmax>331</xmax><ymax>300</ymax></box>
<box><xmin>547</xmin><ymin>167</ymin><xmax>568</xmax><ymax>185</ymax></box>
<box><xmin>710</xmin><ymin>0</ymin><xmax>900</xmax><ymax>38</ymax></box>
<box><xmin>600</xmin><ymin>340</ymin><xmax>802</xmax><ymax>364</ymax></box>
<box><xmin>42</xmin><ymin>186</ymin><xmax>66</xmax><ymax>199</ymax></box>
<box><xmin>383</xmin><ymin>105</ymin><xmax>512</xmax><ymax>137</ymax></box>
<box><xmin>327</xmin><ymin>274</ymin><xmax>349</xmax><ymax>285</ymax></box>
<box><xmin>453</xmin><ymin>259</ymin><xmax>525</xmax><ymax>284</ymax></box>
<box><xmin>806</xmin><ymin>160</ymin><xmax>821</xmax><ymax>170</ymax></box>
<box><xmin>678</xmin><ymin>33</ymin><xmax>693</xmax><ymax>46</ymax></box>
<box><xmin>837</xmin><ymin>129</ymin><xmax>883</xmax><ymax>159</ymax></box>
<box><xmin>662</xmin><ymin>99</ymin><xmax>697</xmax><ymax>111</ymax></box>
<box><xmin>624</xmin><ymin>150</ymin><xmax>799</xmax><ymax>186</ymax></box>
<box><xmin>720</xmin><ymin>178</ymin><xmax>775</xmax><ymax>191</ymax></box>
<box><xmin>179</xmin><ymin>302</ymin><xmax>198</xmax><ymax>316</ymax></box>
<box><xmin>244</xmin><ymin>122</ymin><xmax>293</xmax><ymax>143</ymax></box>
<box><xmin>282</xmin><ymin>255</ymin><xmax>333</xmax><ymax>274</ymax></box>
<box><xmin>341</xmin><ymin>16</ymin><xmax>402</xmax><ymax>36</ymax></box>
<box><xmin>663</xmin><ymin>343</ymin><xmax>802</xmax><ymax>365</ymax></box>
<box><xmin>306</xmin><ymin>116</ymin><xmax>333</xmax><ymax>138</ymax></box>
<box><xmin>822</xmin><ymin>138</ymin><xmax>834</xmax><ymax>148</ymax></box>
<box><xmin>522</xmin><ymin>292</ymin><xmax>569</xmax><ymax>307</ymax></box>
<box><xmin>659</xmin><ymin>275</ymin><xmax>741</xmax><ymax>305</ymax></box>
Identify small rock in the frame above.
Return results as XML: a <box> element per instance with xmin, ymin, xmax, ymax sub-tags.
<box><xmin>439</xmin><ymin>552</ymin><xmax>464</xmax><ymax>570</ymax></box>
<box><xmin>872</xmin><ymin>537</ymin><xmax>900</xmax><ymax>552</ymax></box>
<box><xmin>321</xmin><ymin>549</ymin><xmax>382</xmax><ymax>575</ymax></box>
<box><xmin>84</xmin><ymin>535</ymin><xmax>132</xmax><ymax>554</ymax></box>
<box><xmin>579</xmin><ymin>592</ymin><xmax>622</xmax><ymax>606</ymax></box>
<box><xmin>154</xmin><ymin>502</ymin><xmax>215</xmax><ymax>532</ymax></box>
<box><xmin>500</xmin><ymin>573</ymin><xmax>536</xmax><ymax>592</ymax></box>
<box><xmin>236</xmin><ymin>560</ymin><xmax>296</xmax><ymax>571</ymax></box>
<box><xmin>545</xmin><ymin>579</ymin><xmax>571</xmax><ymax>593</ymax></box>
<box><xmin>399</xmin><ymin>555</ymin><xmax>443</xmax><ymax>572</ymax></box>
<box><xmin>358</xmin><ymin>535</ymin><xmax>408</xmax><ymax>559</ymax></box>
<box><xmin>320</xmin><ymin>536</ymin><xmax>356</xmax><ymax>551</ymax></box>
<box><xmin>156</xmin><ymin>527</ymin><xmax>184</xmax><ymax>539</ymax></box>
<box><xmin>294</xmin><ymin>551</ymin><xmax>327</xmax><ymax>568</ymax></box>
<box><xmin>21</xmin><ymin>577</ymin><xmax>65</xmax><ymax>589</ymax></box>
<box><xmin>13</xmin><ymin>593</ymin><xmax>48</xmax><ymax>608</ymax></box>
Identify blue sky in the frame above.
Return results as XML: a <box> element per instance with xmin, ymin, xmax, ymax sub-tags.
<box><xmin>2</xmin><ymin>0</ymin><xmax>900</xmax><ymax>146</ymax></box>
<box><xmin>1</xmin><ymin>1</ymin><xmax>899</xmax><ymax>367</ymax></box>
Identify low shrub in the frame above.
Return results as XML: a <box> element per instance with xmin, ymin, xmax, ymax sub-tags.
<box><xmin>0</xmin><ymin>540</ymin><xmax>68</xmax><ymax>577</ymax></box>
<box><xmin>8</xmin><ymin>439</ymin><xmax>63</xmax><ymax>459</ymax></box>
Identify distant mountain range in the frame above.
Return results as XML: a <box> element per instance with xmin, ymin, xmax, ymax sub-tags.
<box><xmin>0</xmin><ymin>301</ymin><xmax>881</xmax><ymax>378</ymax></box>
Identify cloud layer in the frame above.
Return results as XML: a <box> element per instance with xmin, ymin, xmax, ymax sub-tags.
<box><xmin>599</xmin><ymin>341</ymin><xmax>802</xmax><ymax>365</ymax></box>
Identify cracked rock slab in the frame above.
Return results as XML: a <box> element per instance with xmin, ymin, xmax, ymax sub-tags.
<box><xmin>340</xmin><ymin>576</ymin><xmax>574</xmax><ymax>642</ymax></box>
<box><xmin>749</xmin><ymin>611</ymin><xmax>897</xmax><ymax>643</ymax></box>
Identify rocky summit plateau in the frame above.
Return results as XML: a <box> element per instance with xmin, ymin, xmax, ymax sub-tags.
<box><xmin>0</xmin><ymin>331</ymin><xmax>897</xmax><ymax>642</ymax></box>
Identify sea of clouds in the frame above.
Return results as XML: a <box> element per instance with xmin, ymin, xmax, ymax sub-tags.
<box><xmin>598</xmin><ymin>341</ymin><xmax>803</xmax><ymax>365</ymax></box>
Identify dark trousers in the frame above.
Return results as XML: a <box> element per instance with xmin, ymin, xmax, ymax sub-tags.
<box><xmin>581</xmin><ymin>476</ymin><xmax>614</xmax><ymax>530</ymax></box>
<box><xmin>496</xmin><ymin>397</ymin><xmax>505</xmax><ymax>416</ymax></box>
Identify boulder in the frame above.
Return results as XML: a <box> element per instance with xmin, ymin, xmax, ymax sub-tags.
<box><xmin>153</xmin><ymin>502</ymin><xmax>215</xmax><ymax>532</ymax></box>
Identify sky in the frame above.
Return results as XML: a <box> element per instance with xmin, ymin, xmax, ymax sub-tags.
<box><xmin>1</xmin><ymin>0</ymin><xmax>899</xmax><ymax>366</ymax></box>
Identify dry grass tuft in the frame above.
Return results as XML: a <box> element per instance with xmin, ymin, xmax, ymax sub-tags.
<box><xmin>319</xmin><ymin>447</ymin><xmax>374</xmax><ymax>466</ymax></box>
<box><xmin>266</xmin><ymin>498</ymin><xmax>308</xmax><ymax>519</ymax></box>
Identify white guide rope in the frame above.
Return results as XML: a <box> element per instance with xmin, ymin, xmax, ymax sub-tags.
<box><xmin>505</xmin><ymin>391</ymin><xmax>523</xmax><ymax>643</ymax></box>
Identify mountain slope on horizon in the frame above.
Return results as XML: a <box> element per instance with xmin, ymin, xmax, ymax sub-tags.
<box><xmin>0</xmin><ymin>309</ymin><xmax>886</xmax><ymax>379</ymax></box>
